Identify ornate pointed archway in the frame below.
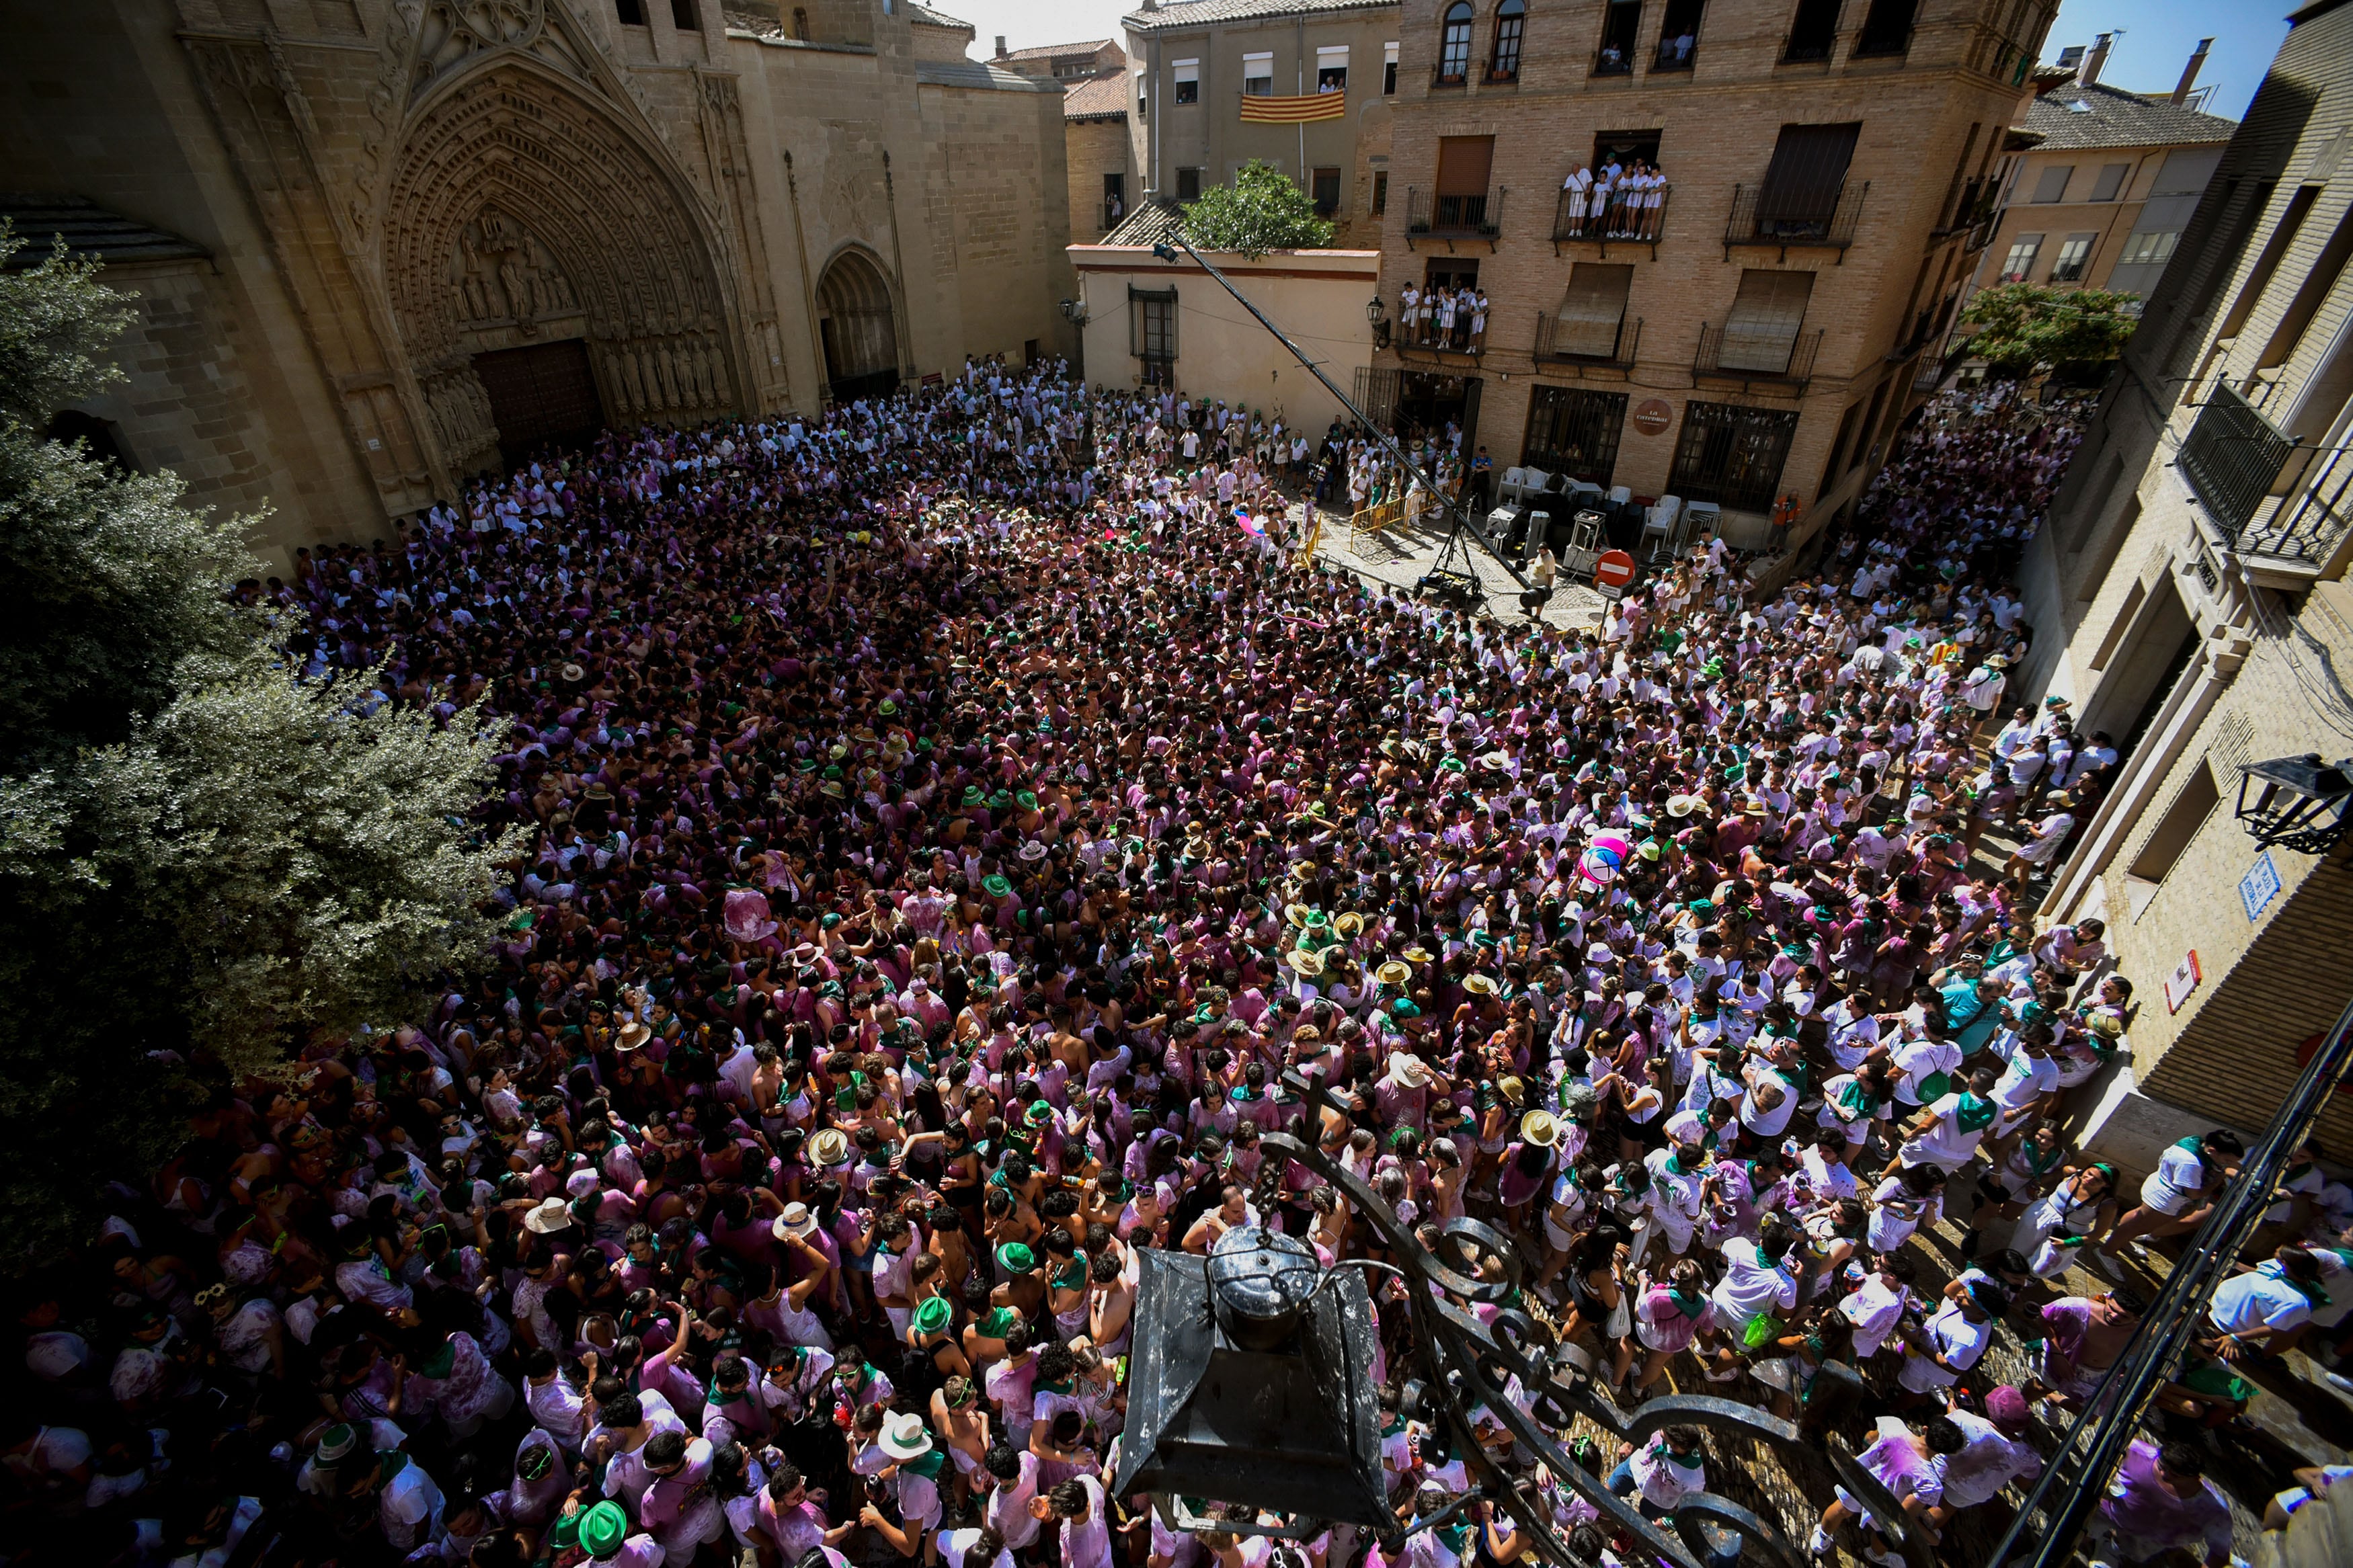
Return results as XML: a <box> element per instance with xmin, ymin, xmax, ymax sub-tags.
<box><xmin>816</xmin><ymin>247</ymin><xmax>901</xmax><ymax>403</ymax></box>
<box><xmin>382</xmin><ymin>53</ymin><xmax>744</xmax><ymax>473</ymax></box>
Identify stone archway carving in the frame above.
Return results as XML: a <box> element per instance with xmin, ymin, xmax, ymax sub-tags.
<box><xmin>383</xmin><ymin>55</ymin><xmax>743</xmax><ymax>473</ymax></box>
<box><xmin>815</xmin><ymin>246</ymin><xmax>901</xmax><ymax>401</ymax></box>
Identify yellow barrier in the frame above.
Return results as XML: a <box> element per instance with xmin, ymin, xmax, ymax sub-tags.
<box><xmin>1294</xmin><ymin>515</ymin><xmax>1322</xmax><ymax>567</ymax></box>
<box><xmin>1349</xmin><ymin>498</ymin><xmax>1404</xmax><ymax>554</ymax></box>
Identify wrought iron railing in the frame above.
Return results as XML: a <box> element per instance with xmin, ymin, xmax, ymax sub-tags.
<box><xmin>1724</xmin><ymin>179</ymin><xmax>1868</xmax><ymax>249</ymax></box>
<box><xmin>1406</xmin><ymin>185</ymin><xmax>1504</xmax><ymax>237</ymax></box>
<box><xmin>1694</xmin><ymin>323</ymin><xmax>1822</xmax><ymax>384</ymax></box>
<box><xmin>2243</xmin><ymin>441</ymin><xmax>2353</xmax><ymax>565</ymax></box>
<box><xmin>1554</xmin><ymin>181</ymin><xmax>1670</xmax><ymax>242</ymax></box>
<box><xmin>1535</xmin><ymin>311</ymin><xmax>1641</xmax><ymax>365</ymax></box>
<box><xmin>2180</xmin><ymin>382</ymin><xmax>2298</xmax><ymax>538</ymax></box>
<box><xmin>1986</xmin><ymin>992</ymin><xmax>2353</xmax><ymax>1568</ymax></box>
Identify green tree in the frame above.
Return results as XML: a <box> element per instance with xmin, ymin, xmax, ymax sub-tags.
<box><xmin>0</xmin><ymin>226</ymin><xmax>524</xmax><ymax>1266</ymax></box>
<box><xmin>1181</xmin><ymin>159</ymin><xmax>1337</xmax><ymax>258</ymax></box>
<box><xmin>1958</xmin><ymin>282</ymin><xmax>2139</xmax><ymax>371</ymax></box>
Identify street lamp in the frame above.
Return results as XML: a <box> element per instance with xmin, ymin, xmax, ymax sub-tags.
<box><xmin>2235</xmin><ymin>754</ymin><xmax>2353</xmax><ymax>854</ymax></box>
<box><xmin>1367</xmin><ymin>292</ymin><xmax>1390</xmax><ymax>349</ymax></box>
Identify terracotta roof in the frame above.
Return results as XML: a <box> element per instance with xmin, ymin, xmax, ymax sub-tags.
<box><xmin>0</xmin><ymin>194</ymin><xmax>207</xmax><ymax>270</ymax></box>
<box><xmin>914</xmin><ymin>59</ymin><xmax>1058</xmax><ymax>91</ymax></box>
<box><xmin>1000</xmin><ymin>38</ymin><xmax>1116</xmax><ymax>60</ymax></box>
<box><xmin>1099</xmin><ymin>194</ymin><xmax>1187</xmax><ymax>247</ymax></box>
<box><xmin>1124</xmin><ymin>0</ymin><xmax>1398</xmax><ymax>34</ymax></box>
<box><xmin>2020</xmin><ymin>80</ymin><xmax>2237</xmax><ymax>151</ymax></box>
<box><xmin>906</xmin><ymin>3</ymin><xmax>972</xmax><ymax>31</ymax></box>
<box><xmin>1065</xmin><ymin>73</ymin><xmax>1131</xmax><ymax>121</ymax></box>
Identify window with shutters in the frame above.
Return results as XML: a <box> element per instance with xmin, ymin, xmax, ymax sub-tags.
<box><xmin>1544</xmin><ymin>264</ymin><xmax>1635</xmax><ymax>359</ymax></box>
<box><xmin>2118</xmin><ymin>230</ymin><xmax>2179</xmax><ymax>266</ymax></box>
<box><xmin>1384</xmin><ymin>42</ymin><xmax>1399</xmax><ymax>94</ymax></box>
<box><xmin>1173</xmin><ymin>60</ymin><xmax>1199</xmax><ymax>106</ymax></box>
<box><xmin>1318</xmin><ymin>46</ymin><xmax>1349</xmax><ymax>92</ymax></box>
<box><xmin>1431</xmin><ymin>135</ymin><xmax>1495</xmax><ymax>230</ymax></box>
<box><xmin>2050</xmin><ymin>234</ymin><xmax>2096</xmax><ymax>283</ymax></box>
<box><xmin>2031</xmin><ymin>164</ymin><xmax>2073</xmax><ymax>203</ymax></box>
<box><xmin>1752</xmin><ymin>122</ymin><xmax>1860</xmax><ymax>240</ymax></box>
<box><xmin>1718</xmin><ymin>270</ymin><xmax>1814</xmax><ymax>374</ymax></box>
<box><xmin>1242</xmin><ymin>52</ymin><xmax>1273</xmax><ymax>96</ymax></box>
<box><xmin>2089</xmin><ymin>163</ymin><xmax>2130</xmax><ymax>202</ymax></box>
<box><xmin>1999</xmin><ymin>233</ymin><xmax>2042</xmax><ymax>282</ymax></box>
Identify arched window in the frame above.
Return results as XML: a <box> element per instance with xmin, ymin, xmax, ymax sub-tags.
<box><xmin>1490</xmin><ymin>0</ymin><xmax>1525</xmax><ymax>80</ymax></box>
<box><xmin>1439</xmin><ymin>3</ymin><xmax>1474</xmax><ymax>83</ymax></box>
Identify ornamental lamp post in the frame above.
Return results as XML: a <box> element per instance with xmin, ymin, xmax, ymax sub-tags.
<box><xmin>2235</xmin><ymin>754</ymin><xmax>2353</xmax><ymax>855</ymax></box>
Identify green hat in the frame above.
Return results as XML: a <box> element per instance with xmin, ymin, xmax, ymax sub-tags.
<box><xmin>996</xmin><ymin>1242</ymin><xmax>1037</xmax><ymax>1274</ymax></box>
<box><xmin>980</xmin><ymin>1305</ymin><xmax>1019</xmax><ymax>1338</ymax></box>
<box><xmin>982</xmin><ymin>874</ymin><xmax>1013</xmax><ymax>899</ymax></box>
<box><xmin>1016</xmin><ymin>790</ymin><xmax>1038</xmax><ymax>809</ymax></box>
<box><xmin>912</xmin><ymin>1295</ymin><xmax>953</xmax><ymax>1335</ymax></box>
<box><xmin>1025</xmin><ymin>1101</ymin><xmax>1054</xmax><ymax>1125</ymax></box>
<box><xmin>581</xmin><ymin>1501</ymin><xmax>630</xmax><ymax>1558</ymax></box>
<box><xmin>963</xmin><ymin>786</ymin><xmax>985</xmax><ymax>806</ymax></box>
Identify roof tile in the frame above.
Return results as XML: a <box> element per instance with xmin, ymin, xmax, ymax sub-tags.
<box><xmin>2019</xmin><ymin>80</ymin><xmax>2237</xmax><ymax>152</ymax></box>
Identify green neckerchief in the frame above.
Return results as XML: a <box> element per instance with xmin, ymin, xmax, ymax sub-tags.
<box><xmin>1664</xmin><ymin>1150</ymin><xmax>1692</xmax><ymax>1176</ymax></box>
<box><xmin>1837</xmin><ymin>1079</ymin><xmax>1879</xmax><ymax>1116</ymax></box>
<box><xmin>1666</xmin><ymin>1286</ymin><xmax>1708</xmax><ymax>1322</ymax></box>
<box><xmin>903</xmin><ymin>1448</ymin><xmax>951</xmax><ymax>1481</ymax></box>
<box><xmin>2285</xmin><ymin>1160</ymin><xmax>2315</xmax><ymax>1185</ymax></box>
<box><xmin>1952</xmin><ymin>1093</ymin><xmax>1997</xmax><ymax>1133</ymax></box>
<box><xmin>2259</xmin><ymin>1257</ymin><xmax>2331</xmax><ymax>1309</ymax></box>
<box><xmin>2025</xmin><ymin>1140</ymin><xmax>2066</xmax><ymax>1175</ymax></box>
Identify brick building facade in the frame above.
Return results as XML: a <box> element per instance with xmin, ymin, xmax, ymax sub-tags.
<box><xmin>1365</xmin><ymin>0</ymin><xmax>2053</xmax><ymax>552</ymax></box>
<box><xmin>2016</xmin><ymin>0</ymin><xmax>2353</xmax><ymax>1170</ymax></box>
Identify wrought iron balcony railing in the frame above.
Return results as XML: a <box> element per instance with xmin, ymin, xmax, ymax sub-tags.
<box><xmin>1724</xmin><ymin>179</ymin><xmax>1868</xmax><ymax>253</ymax></box>
<box><xmin>1693</xmin><ymin>323</ymin><xmax>1822</xmax><ymax>386</ymax></box>
<box><xmin>1406</xmin><ymin>185</ymin><xmax>1504</xmax><ymax>237</ymax></box>
<box><xmin>1554</xmin><ymin>181</ymin><xmax>1669</xmax><ymax>243</ymax></box>
<box><xmin>1535</xmin><ymin>311</ymin><xmax>1640</xmax><ymax>366</ymax></box>
<box><xmin>2183</xmin><ymin>382</ymin><xmax>2353</xmax><ymax>569</ymax></box>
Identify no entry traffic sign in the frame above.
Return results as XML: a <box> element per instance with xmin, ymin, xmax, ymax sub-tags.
<box><xmin>1592</xmin><ymin>549</ymin><xmax>1636</xmax><ymax>594</ymax></box>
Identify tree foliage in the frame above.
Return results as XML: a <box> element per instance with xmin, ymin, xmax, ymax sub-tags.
<box><xmin>1958</xmin><ymin>282</ymin><xmax>2139</xmax><ymax>371</ymax></box>
<box><xmin>0</xmin><ymin>224</ymin><xmax>522</xmax><ymax>1266</ymax></box>
<box><xmin>1180</xmin><ymin>160</ymin><xmax>1337</xmax><ymax>258</ymax></box>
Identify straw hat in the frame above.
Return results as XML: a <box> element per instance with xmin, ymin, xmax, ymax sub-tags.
<box><xmin>1384</xmin><ymin>1052</ymin><xmax>1434</xmax><ymax>1091</ymax></box>
<box><xmin>1519</xmin><ymin>1110</ymin><xmax>1561</xmax><ymax>1149</ymax></box>
<box><xmin>1287</xmin><ymin>948</ymin><xmax>1327</xmax><ymax>978</ymax></box>
<box><xmin>1666</xmin><ymin>794</ymin><xmax>1703</xmax><ymax>819</ymax></box>
<box><xmin>1285</xmin><ymin>903</ymin><xmax>1315</xmax><ymax>928</ymax></box>
<box><xmin>879</xmin><ymin>1412</ymin><xmax>935</xmax><ymax>1460</ymax></box>
<box><xmin>809</xmin><ymin>1128</ymin><xmax>852</xmax><ymax>1169</ymax></box>
<box><xmin>1375</xmin><ymin>960</ymin><xmax>1413</xmax><ymax>987</ymax></box>
<box><xmin>1334</xmin><ymin>911</ymin><xmax>1365</xmax><ymax>937</ymax></box>
<box><xmin>771</xmin><ymin>1202</ymin><xmax>820</xmax><ymax>1241</ymax></box>
<box><xmin>1463</xmin><ymin>973</ymin><xmax>1499</xmax><ymax>997</ymax></box>
<box><xmin>1497</xmin><ymin>1075</ymin><xmax>1525</xmax><ymax>1107</ymax></box>
<box><xmin>1402</xmin><ymin>946</ymin><xmax>1435</xmax><ymax>964</ymax></box>
<box><xmin>1018</xmin><ymin>839</ymin><xmax>1047</xmax><ymax>862</ymax></box>
<box><xmin>616</xmin><ymin>1021</ymin><xmax>651</xmax><ymax>1053</ymax></box>
<box><xmin>522</xmin><ymin>1197</ymin><xmax>573</xmax><ymax>1235</ymax></box>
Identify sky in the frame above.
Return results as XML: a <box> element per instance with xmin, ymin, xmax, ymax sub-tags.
<box><xmin>947</xmin><ymin>0</ymin><xmax>2293</xmax><ymax>125</ymax></box>
<box><xmin>2044</xmin><ymin>0</ymin><xmax>2290</xmax><ymax>122</ymax></box>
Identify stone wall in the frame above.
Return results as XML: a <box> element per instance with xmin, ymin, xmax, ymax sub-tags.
<box><xmin>0</xmin><ymin>0</ymin><xmax>1075</xmax><ymax>563</ymax></box>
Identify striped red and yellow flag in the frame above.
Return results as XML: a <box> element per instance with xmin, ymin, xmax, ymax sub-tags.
<box><xmin>1238</xmin><ymin>90</ymin><xmax>1346</xmax><ymax>123</ymax></box>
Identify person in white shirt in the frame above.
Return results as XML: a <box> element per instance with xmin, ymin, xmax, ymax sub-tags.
<box><xmin>2206</xmin><ymin>1246</ymin><xmax>2328</xmax><ymax>1359</ymax></box>
<box><xmin>1896</xmin><ymin>1282</ymin><xmax>2003</xmax><ymax>1401</ymax></box>
<box><xmin>2089</xmin><ymin>1128</ymin><xmax>2243</xmax><ymax>1280</ymax></box>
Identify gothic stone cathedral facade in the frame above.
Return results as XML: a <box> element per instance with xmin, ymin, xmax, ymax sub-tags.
<box><xmin>1</xmin><ymin>0</ymin><xmax>1074</xmax><ymax>563</ymax></box>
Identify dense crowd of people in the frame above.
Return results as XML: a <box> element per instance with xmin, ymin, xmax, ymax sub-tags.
<box><xmin>11</xmin><ymin>366</ymin><xmax>2352</xmax><ymax>1568</ymax></box>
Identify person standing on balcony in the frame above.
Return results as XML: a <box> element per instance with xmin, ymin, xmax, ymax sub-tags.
<box><xmin>1470</xmin><ymin>287</ymin><xmax>1489</xmax><ymax>353</ymax></box>
<box><xmin>1562</xmin><ymin>163</ymin><xmax>1593</xmax><ymax>236</ymax></box>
